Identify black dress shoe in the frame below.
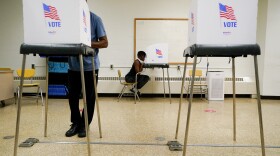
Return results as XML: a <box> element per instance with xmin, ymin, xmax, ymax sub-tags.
<box><xmin>65</xmin><ymin>124</ymin><xmax>79</xmax><ymax>137</ymax></box>
<box><xmin>78</xmin><ymin>127</ymin><xmax>86</xmax><ymax>138</ymax></box>
<box><xmin>130</xmin><ymin>88</ymin><xmax>141</xmax><ymax>96</ymax></box>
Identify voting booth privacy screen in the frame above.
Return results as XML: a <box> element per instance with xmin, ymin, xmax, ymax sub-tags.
<box><xmin>188</xmin><ymin>0</ymin><xmax>258</xmax><ymax>45</ymax></box>
<box><xmin>22</xmin><ymin>0</ymin><xmax>91</xmax><ymax>46</ymax></box>
<box><xmin>145</xmin><ymin>43</ymin><xmax>168</xmax><ymax>64</ymax></box>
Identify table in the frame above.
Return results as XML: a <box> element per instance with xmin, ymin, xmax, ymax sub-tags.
<box><xmin>144</xmin><ymin>63</ymin><xmax>171</xmax><ymax>104</ymax></box>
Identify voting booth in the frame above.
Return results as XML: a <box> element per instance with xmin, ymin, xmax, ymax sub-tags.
<box><xmin>14</xmin><ymin>1</ymin><xmax>101</xmax><ymax>156</ymax></box>
<box><xmin>144</xmin><ymin>43</ymin><xmax>172</xmax><ymax>103</ymax></box>
<box><xmin>23</xmin><ymin>0</ymin><xmax>91</xmax><ymax>46</ymax></box>
<box><xmin>188</xmin><ymin>0</ymin><xmax>258</xmax><ymax>45</ymax></box>
<box><xmin>145</xmin><ymin>43</ymin><xmax>168</xmax><ymax>64</ymax></box>
<box><xmin>174</xmin><ymin>0</ymin><xmax>266</xmax><ymax>155</ymax></box>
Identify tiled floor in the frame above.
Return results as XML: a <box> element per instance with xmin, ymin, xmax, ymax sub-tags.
<box><xmin>0</xmin><ymin>96</ymin><xmax>280</xmax><ymax>156</ymax></box>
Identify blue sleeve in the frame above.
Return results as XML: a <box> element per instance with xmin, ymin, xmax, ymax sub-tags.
<box><xmin>95</xmin><ymin>16</ymin><xmax>106</xmax><ymax>38</ymax></box>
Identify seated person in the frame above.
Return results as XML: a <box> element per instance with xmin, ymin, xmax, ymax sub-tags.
<box><xmin>125</xmin><ymin>51</ymin><xmax>150</xmax><ymax>94</ymax></box>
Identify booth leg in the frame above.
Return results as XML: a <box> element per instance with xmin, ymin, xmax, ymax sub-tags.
<box><xmin>167</xmin><ymin>68</ymin><xmax>172</xmax><ymax>104</ymax></box>
<box><xmin>175</xmin><ymin>57</ymin><xmax>188</xmax><ymax>139</ymax></box>
<box><xmin>13</xmin><ymin>54</ymin><xmax>27</xmax><ymax>156</ymax></box>
<box><xmin>254</xmin><ymin>56</ymin><xmax>266</xmax><ymax>156</ymax></box>
<box><xmin>182</xmin><ymin>55</ymin><xmax>197</xmax><ymax>156</ymax></box>
<box><xmin>44</xmin><ymin>57</ymin><xmax>49</xmax><ymax>137</ymax></box>
<box><xmin>232</xmin><ymin>57</ymin><xmax>236</xmax><ymax>141</ymax></box>
<box><xmin>162</xmin><ymin>68</ymin><xmax>166</xmax><ymax>98</ymax></box>
<box><xmin>79</xmin><ymin>55</ymin><xmax>91</xmax><ymax>156</ymax></box>
<box><xmin>91</xmin><ymin>57</ymin><xmax>102</xmax><ymax>138</ymax></box>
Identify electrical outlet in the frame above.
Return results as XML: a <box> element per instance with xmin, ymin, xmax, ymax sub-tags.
<box><xmin>177</xmin><ymin>65</ymin><xmax>180</xmax><ymax>70</ymax></box>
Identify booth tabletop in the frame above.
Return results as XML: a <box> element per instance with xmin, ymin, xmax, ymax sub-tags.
<box><xmin>20</xmin><ymin>44</ymin><xmax>95</xmax><ymax>56</ymax></box>
<box><xmin>143</xmin><ymin>64</ymin><xmax>169</xmax><ymax>68</ymax></box>
<box><xmin>184</xmin><ymin>44</ymin><xmax>261</xmax><ymax>57</ymax></box>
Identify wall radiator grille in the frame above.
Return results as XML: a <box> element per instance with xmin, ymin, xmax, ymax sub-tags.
<box><xmin>155</xmin><ymin>77</ymin><xmax>244</xmax><ymax>82</ymax></box>
<box><xmin>13</xmin><ymin>76</ymin><xmax>253</xmax><ymax>94</ymax></box>
<box><xmin>14</xmin><ymin>76</ymin><xmax>46</xmax><ymax>80</ymax></box>
<box><xmin>14</xmin><ymin>76</ymin><xmax>244</xmax><ymax>82</ymax></box>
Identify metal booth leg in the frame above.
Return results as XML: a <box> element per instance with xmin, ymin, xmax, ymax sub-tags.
<box><xmin>13</xmin><ymin>54</ymin><xmax>27</xmax><ymax>156</ymax></box>
<box><xmin>254</xmin><ymin>55</ymin><xmax>266</xmax><ymax>156</ymax></box>
<box><xmin>44</xmin><ymin>57</ymin><xmax>49</xmax><ymax>137</ymax></box>
<box><xmin>182</xmin><ymin>55</ymin><xmax>197</xmax><ymax>156</ymax></box>
<box><xmin>167</xmin><ymin>67</ymin><xmax>172</xmax><ymax>104</ymax></box>
<box><xmin>232</xmin><ymin>57</ymin><xmax>236</xmax><ymax>141</ymax></box>
<box><xmin>162</xmin><ymin>68</ymin><xmax>166</xmax><ymax>98</ymax></box>
<box><xmin>91</xmin><ymin>57</ymin><xmax>103</xmax><ymax>138</ymax></box>
<box><xmin>79</xmin><ymin>55</ymin><xmax>91</xmax><ymax>156</ymax></box>
<box><xmin>175</xmin><ymin>56</ymin><xmax>188</xmax><ymax>139</ymax></box>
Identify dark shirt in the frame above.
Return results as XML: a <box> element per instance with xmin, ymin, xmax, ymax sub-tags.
<box><xmin>126</xmin><ymin>60</ymin><xmax>140</xmax><ymax>77</ymax></box>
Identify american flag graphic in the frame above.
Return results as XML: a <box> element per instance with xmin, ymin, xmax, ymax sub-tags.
<box><xmin>156</xmin><ymin>49</ymin><xmax>162</xmax><ymax>55</ymax></box>
<box><xmin>219</xmin><ymin>3</ymin><xmax>236</xmax><ymax>20</ymax></box>
<box><xmin>83</xmin><ymin>10</ymin><xmax>87</xmax><ymax>26</ymax></box>
<box><xmin>43</xmin><ymin>3</ymin><xmax>60</xmax><ymax>20</ymax></box>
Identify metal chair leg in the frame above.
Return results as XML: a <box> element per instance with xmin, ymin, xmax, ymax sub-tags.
<box><xmin>40</xmin><ymin>87</ymin><xmax>44</xmax><ymax>106</ymax></box>
<box><xmin>36</xmin><ymin>86</ymin><xmax>40</xmax><ymax>105</ymax></box>
<box><xmin>118</xmin><ymin>86</ymin><xmax>127</xmax><ymax>101</ymax></box>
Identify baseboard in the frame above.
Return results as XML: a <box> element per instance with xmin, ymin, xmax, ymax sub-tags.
<box><xmin>260</xmin><ymin>96</ymin><xmax>280</xmax><ymax>100</ymax></box>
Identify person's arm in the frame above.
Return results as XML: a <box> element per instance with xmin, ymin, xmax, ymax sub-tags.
<box><xmin>134</xmin><ymin>60</ymin><xmax>143</xmax><ymax>73</ymax></box>
<box><xmin>91</xmin><ymin>36</ymin><xmax>108</xmax><ymax>49</ymax></box>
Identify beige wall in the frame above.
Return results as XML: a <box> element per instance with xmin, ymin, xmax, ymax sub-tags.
<box><xmin>0</xmin><ymin>0</ymin><xmax>279</xmax><ymax>95</ymax></box>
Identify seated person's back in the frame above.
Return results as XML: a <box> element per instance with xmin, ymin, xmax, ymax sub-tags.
<box><xmin>125</xmin><ymin>51</ymin><xmax>149</xmax><ymax>93</ymax></box>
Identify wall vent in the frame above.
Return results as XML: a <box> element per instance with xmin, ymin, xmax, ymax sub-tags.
<box><xmin>99</xmin><ymin>77</ymin><xmax>119</xmax><ymax>81</ymax></box>
<box><xmin>14</xmin><ymin>76</ymin><xmax>244</xmax><ymax>82</ymax></box>
<box><xmin>155</xmin><ymin>77</ymin><xmax>244</xmax><ymax>82</ymax></box>
<box><xmin>225</xmin><ymin>77</ymin><xmax>244</xmax><ymax>82</ymax></box>
<box><xmin>13</xmin><ymin>76</ymin><xmax>253</xmax><ymax>94</ymax></box>
<box><xmin>14</xmin><ymin>76</ymin><xmax>46</xmax><ymax>80</ymax></box>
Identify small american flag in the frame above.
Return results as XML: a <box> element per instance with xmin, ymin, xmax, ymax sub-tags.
<box><xmin>43</xmin><ymin>3</ymin><xmax>60</xmax><ymax>20</ymax></box>
<box><xmin>219</xmin><ymin>3</ymin><xmax>236</xmax><ymax>21</ymax></box>
<box><xmin>83</xmin><ymin>10</ymin><xmax>87</xmax><ymax>26</ymax></box>
<box><xmin>156</xmin><ymin>49</ymin><xmax>162</xmax><ymax>55</ymax></box>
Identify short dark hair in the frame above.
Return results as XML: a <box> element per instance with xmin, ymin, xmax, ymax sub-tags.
<box><xmin>137</xmin><ymin>51</ymin><xmax>146</xmax><ymax>58</ymax></box>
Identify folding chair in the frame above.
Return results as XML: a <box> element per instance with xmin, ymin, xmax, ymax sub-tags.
<box><xmin>15</xmin><ymin>69</ymin><xmax>44</xmax><ymax>105</ymax></box>
<box><xmin>117</xmin><ymin>70</ymin><xmax>140</xmax><ymax>104</ymax></box>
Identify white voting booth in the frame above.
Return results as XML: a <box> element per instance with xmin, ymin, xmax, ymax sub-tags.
<box><xmin>144</xmin><ymin>43</ymin><xmax>172</xmax><ymax>103</ymax></box>
<box><xmin>188</xmin><ymin>0</ymin><xmax>257</xmax><ymax>45</ymax></box>
<box><xmin>14</xmin><ymin>1</ymin><xmax>101</xmax><ymax>156</ymax></box>
<box><xmin>145</xmin><ymin>43</ymin><xmax>168</xmax><ymax>64</ymax></box>
<box><xmin>174</xmin><ymin>0</ymin><xmax>266</xmax><ymax>155</ymax></box>
<box><xmin>23</xmin><ymin>0</ymin><xmax>91</xmax><ymax>45</ymax></box>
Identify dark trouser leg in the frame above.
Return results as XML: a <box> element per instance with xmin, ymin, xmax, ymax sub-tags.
<box><xmin>68</xmin><ymin>70</ymin><xmax>82</xmax><ymax>125</ymax></box>
<box><xmin>137</xmin><ymin>75</ymin><xmax>149</xmax><ymax>89</ymax></box>
<box><xmin>125</xmin><ymin>75</ymin><xmax>135</xmax><ymax>83</ymax></box>
<box><xmin>81</xmin><ymin>70</ymin><xmax>99</xmax><ymax>126</ymax></box>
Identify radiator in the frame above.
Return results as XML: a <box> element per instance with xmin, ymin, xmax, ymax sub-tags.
<box><xmin>13</xmin><ymin>76</ymin><xmax>256</xmax><ymax>95</ymax></box>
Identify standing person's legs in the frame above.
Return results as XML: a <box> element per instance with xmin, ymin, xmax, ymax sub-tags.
<box><xmin>66</xmin><ymin>70</ymin><xmax>82</xmax><ymax>137</ymax></box>
<box><xmin>79</xmin><ymin>70</ymin><xmax>99</xmax><ymax>137</ymax></box>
